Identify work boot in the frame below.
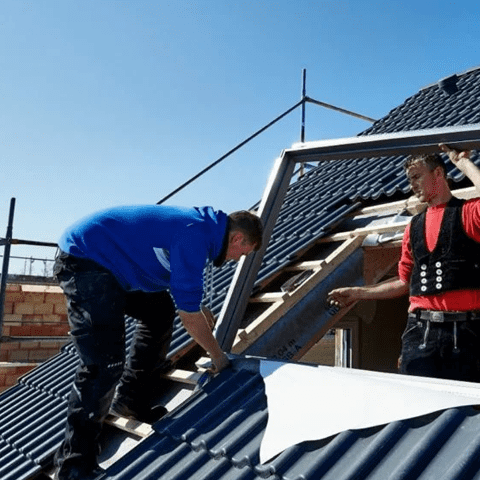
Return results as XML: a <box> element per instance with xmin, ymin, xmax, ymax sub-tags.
<box><xmin>53</xmin><ymin>465</ymin><xmax>105</xmax><ymax>480</ymax></box>
<box><xmin>110</xmin><ymin>396</ymin><xmax>167</xmax><ymax>424</ymax></box>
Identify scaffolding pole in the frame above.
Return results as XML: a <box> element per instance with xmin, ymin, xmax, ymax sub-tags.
<box><xmin>0</xmin><ymin>198</ymin><xmax>16</xmax><ymax>339</ymax></box>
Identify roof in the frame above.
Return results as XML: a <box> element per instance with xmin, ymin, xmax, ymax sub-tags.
<box><xmin>91</xmin><ymin>359</ymin><xmax>480</xmax><ymax>480</ymax></box>
<box><xmin>2</xmin><ymin>65</ymin><xmax>480</xmax><ymax>479</ymax></box>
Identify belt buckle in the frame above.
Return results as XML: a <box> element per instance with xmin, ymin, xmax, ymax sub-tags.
<box><xmin>431</xmin><ymin>311</ymin><xmax>444</xmax><ymax>323</ymax></box>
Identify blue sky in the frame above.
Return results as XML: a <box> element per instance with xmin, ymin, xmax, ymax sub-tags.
<box><xmin>1</xmin><ymin>0</ymin><xmax>480</xmax><ymax>274</ymax></box>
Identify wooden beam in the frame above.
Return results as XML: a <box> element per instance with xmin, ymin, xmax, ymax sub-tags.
<box><xmin>286</xmin><ymin>260</ymin><xmax>326</xmax><ymax>271</ymax></box>
<box><xmin>160</xmin><ymin>369</ymin><xmax>203</xmax><ymax>385</ymax></box>
<box><xmin>320</xmin><ymin>186</ymin><xmax>479</xmax><ymax>245</ymax></box>
<box><xmin>318</xmin><ymin>219</ymin><xmax>410</xmax><ymax>243</ymax></box>
<box><xmin>105</xmin><ymin>415</ymin><xmax>153</xmax><ymax>438</ymax></box>
<box><xmin>356</xmin><ymin>186</ymin><xmax>478</xmax><ymax>216</ymax></box>
<box><xmin>249</xmin><ymin>291</ymin><xmax>289</xmax><ymax>303</ymax></box>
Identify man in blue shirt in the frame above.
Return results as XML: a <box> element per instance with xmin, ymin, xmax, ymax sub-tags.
<box><xmin>53</xmin><ymin>205</ymin><xmax>263</xmax><ymax>480</ymax></box>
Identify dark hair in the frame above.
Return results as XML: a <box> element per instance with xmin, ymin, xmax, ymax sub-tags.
<box><xmin>228</xmin><ymin>210</ymin><xmax>263</xmax><ymax>250</ymax></box>
<box><xmin>404</xmin><ymin>153</ymin><xmax>447</xmax><ymax>177</ymax></box>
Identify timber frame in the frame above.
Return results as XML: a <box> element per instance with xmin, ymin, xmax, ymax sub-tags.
<box><xmin>215</xmin><ymin>124</ymin><xmax>480</xmax><ymax>352</ymax></box>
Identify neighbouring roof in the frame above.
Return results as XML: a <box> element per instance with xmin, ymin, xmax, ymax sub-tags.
<box><xmin>2</xmin><ymin>65</ymin><xmax>480</xmax><ymax>479</ymax></box>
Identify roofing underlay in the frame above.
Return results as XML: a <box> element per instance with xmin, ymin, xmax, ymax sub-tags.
<box><xmin>2</xmin><ymin>65</ymin><xmax>480</xmax><ymax>479</ymax></box>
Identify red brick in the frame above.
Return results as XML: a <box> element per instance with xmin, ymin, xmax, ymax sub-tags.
<box><xmin>54</xmin><ymin>303</ymin><xmax>67</xmax><ymax>315</ymax></box>
<box><xmin>8</xmin><ymin>350</ymin><xmax>30</xmax><ymax>362</ymax></box>
<box><xmin>21</xmin><ymin>341</ymin><xmax>41</xmax><ymax>350</ymax></box>
<box><xmin>42</xmin><ymin>314</ymin><xmax>63</xmax><ymax>323</ymax></box>
<box><xmin>24</xmin><ymin>292</ymin><xmax>45</xmax><ymax>304</ymax></box>
<box><xmin>14</xmin><ymin>303</ymin><xmax>34</xmax><ymax>315</ymax></box>
<box><xmin>3</xmin><ymin>302</ymin><xmax>13</xmax><ymax>314</ymax></box>
<box><xmin>10</xmin><ymin>326</ymin><xmax>31</xmax><ymax>336</ymax></box>
<box><xmin>2</xmin><ymin>314</ymin><xmax>23</xmax><ymax>325</ymax></box>
<box><xmin>6</xmin><ymin>284</ymin><xmax>21</xmax><ymax>292</ymax></box>
<box><xmin>29</xmin><ymin>325</ymin><xmax>50</xmax><ymax>336</ymax></box>
<box><xmin>28</xmin><ymin>349</ymin><xmax>54</xmax><ymax>361</ymax></box>
<box><xmin>22</xmin><ymin>315</ymin><xmax>44</xmax><ymax>322</ymax></box>
<box><xmin>5</xmin><ymin>374</ymin><xmax>18</xmax><ymax>386</ymax></box>
<box><xmin>0</xmin><ymin>340</ymin><xmax>21</xmax><ymax>350</ymax></box>
<box><xmin>45</xmin><ymin>292</ymin><xmax>66</xmax><ymax>304</ymax></box>
<box><xmin>33</xmin><ymin>303</ymin><xmax>54</xmax><ymax>315</ymax></box>
<box><xmin>6</xmin><ymin>292</ymin><xmax>26</xmax><ymax>302</ymax></box>
<box><xmin>53</xmin><ymin>325</ymin><xmax>70</xmax><ymax>336</ymax></box>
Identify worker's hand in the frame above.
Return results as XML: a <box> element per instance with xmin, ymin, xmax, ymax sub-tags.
<box><xmin>327</xmin><ymin>287</ymin><xmax>361</xmax><ymax>309</ymax></box>
<box><xmin>439</xmin><ymin>143</ymin><xmax>471</xmax><ymax>167</ymax></box>
<box><xmin>209</xmin><ymin>352</ymin><xmax>231</xmax><ymax>374</ymax></box>
<box><xmin>201</xmin><ymin>305</ymin><xmax>216</xmax><ymax>330</ymax></box>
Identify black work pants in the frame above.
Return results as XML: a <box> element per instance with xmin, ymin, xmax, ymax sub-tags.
<box><xmin>400</xmin><ymin>313</ymin><xmax>480</xmax><ymax>382</ymax></box>
<box><xmin>53</xmin><ymin>251</ymin><xmax>175</xmax><ymax>476</ymax></box>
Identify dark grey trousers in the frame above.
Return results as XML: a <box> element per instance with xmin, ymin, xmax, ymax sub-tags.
<box><xmin>53</xmin><ymin>251</ymin><xmax>175</xmax><ymax>477</ymax></box>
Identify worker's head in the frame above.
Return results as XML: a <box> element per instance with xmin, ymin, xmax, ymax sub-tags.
<box><xmin>225</xmin><ymin>210</ymin><xmax>263</xmax><ymax>262</ymax></box>
<box><xmin>404</xmin><ymin>153</ymin><xmax>449</xmax><ymax>204</ymax></box>
<box><xmin>404</xmin><ymin>153</ymin><xmax>447</xmax><ymax>178</ymax></box>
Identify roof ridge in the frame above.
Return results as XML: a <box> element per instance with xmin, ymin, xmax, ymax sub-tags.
<box><xmin>419</xmin><ymin>64</ymin><xmax>480</xmax><ymax>91</ymax></box>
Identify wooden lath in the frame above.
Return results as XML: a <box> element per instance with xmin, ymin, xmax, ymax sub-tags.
<box><xmin>317</xmin><ymin>220</ymin><xmax>410</xmax><ymax>244</ymax></box>
<box><xmin>319</xmin><ymin>186</ymin><xmax>480</xmax><ymax>244</ymax></box>
<box><xmin>104</xmin><ymin>368</ymin><xmax>204</xmax><ymax>437</ymax></box>
<box><xmin>356</xmin><ymin>186</ymin><xmax>478</xmax><ymax>217</ymax></box>
<box><xmin>232</xmin><ymin>235</ymin><xmax>365</xmax><ymax>353</ymax></box>
<box><xmin>105</xmin><ymin>415</ymin><xmax>153</xmax><ymax>438</ymax></box>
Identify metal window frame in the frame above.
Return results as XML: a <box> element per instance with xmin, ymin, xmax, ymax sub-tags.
<box><xmin>214</xmin><ymin>124</ymin><xmax>480</xmax><ymax>351</ymax></box>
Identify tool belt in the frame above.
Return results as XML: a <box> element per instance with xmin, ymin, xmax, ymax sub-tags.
<box><xmin>410</xmin><ymin>310</ymin><xmax>480</xmax><ymax>323</ymax></box>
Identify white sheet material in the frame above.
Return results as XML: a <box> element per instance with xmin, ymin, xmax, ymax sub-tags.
<box><xmin>259</xmin><ymin>360</ymin><xmax>480</xmax><ymax>464</ymax></box>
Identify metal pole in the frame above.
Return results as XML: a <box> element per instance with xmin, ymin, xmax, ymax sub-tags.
<box><xmin>300</xmin><ymin>69</ymin><xmax>306</xmax><ymax>143</ymax></box>
<box><xmin>0</xmin><ymin>198</ymin><xmax>16</xmax><ymax>339</ymax></box>
<box><xmin>305</xmin><ymin>96</ymin><xmax>377</xmax><ymax>123</ymax></box>
<box><xmin>215</xmin><ymin>153</ymin><xmax>296</xmax><ymax>351</ymax></box>
<box><xmin>157</xmin><ymin>100</ymin><xmax>304</xmax><ymax>205</ymax></box>
<box><xmin>287</xmin><ymin>124</ymin><xmax>480</xmax><ymax>163</ymax></box>
<box><xmin>298</xmin><ymin>69</ymin><xmax>307</xmax><ymax>178</ymax></box>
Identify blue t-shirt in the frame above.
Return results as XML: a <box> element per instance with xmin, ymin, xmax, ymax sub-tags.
<box><xmin>58</xmin><ymin>205</ymin><xmax>228</xmax><ymax>312</ymax></box>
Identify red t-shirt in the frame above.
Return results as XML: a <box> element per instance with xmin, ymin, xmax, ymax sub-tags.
<box><xmin>399</xmin><ymin>198</ymin><xmax>480</xmax><ymax>311</ymax></box>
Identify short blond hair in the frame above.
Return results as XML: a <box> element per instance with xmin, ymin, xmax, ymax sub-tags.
<box><xmin>404</xmin><ymin>153</ymin><xmax>447</xmax><ymax>177</ymax></box>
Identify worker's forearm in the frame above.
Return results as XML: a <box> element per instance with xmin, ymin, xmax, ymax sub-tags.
<box><xmin>439</xmin><ymin>145</ymin><xmax>480</xmax><ymax>194</ymax></box>
<box><xmin>457</xmin><ymin>159</ymin><xmax>480</xmax><ymax>194</ymax></box>
<box><xmin>356</xmin><ymin>278</ymin><xmax>409</xmax><ymax>300</ymax></box>
<box><xmin>328</xmin><ymin>277</ymin><xmax>409</xmax><ymax>309</ymax></box>
<box><xmin>178</xmin><ymin>310</ymin><xmax>224</xmax><ymax>359</ymax></box>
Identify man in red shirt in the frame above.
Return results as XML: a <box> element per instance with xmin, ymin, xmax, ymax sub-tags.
<box><xmin>328</xmin><ymin>144</ymin><xmax>480</xmax><ymax>381</ymax></box>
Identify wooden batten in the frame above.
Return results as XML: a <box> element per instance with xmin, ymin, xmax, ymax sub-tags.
<box><xmin>105</xmin><ymin>415</ymin><xmax>153</xmax><ymax>438</ymax></box>
<box><xmin>232</xmin><ymin>236</ymin><xmax>365</xmax><ymax>353</ymax></box>
<box><xmin>317</xmin><ymin>220</ymin><xmax>410</xmax><ymax>244</ymax></box>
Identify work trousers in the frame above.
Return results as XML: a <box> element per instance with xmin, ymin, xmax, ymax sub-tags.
<box><xmin>400</xmin><ymin>313</ymin><xmax>480</xmax><ymax>382</ymax></box>
<box><xmin>53</xmin><ymin>251</ymin><xmax>176</xmax><ymax>476</ymax></box>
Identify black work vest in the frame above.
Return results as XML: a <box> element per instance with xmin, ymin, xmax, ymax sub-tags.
<box><xmin>410</xmin><ymin>197</ymin><xmax>480</xmax><ymax>296</ymax></box>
